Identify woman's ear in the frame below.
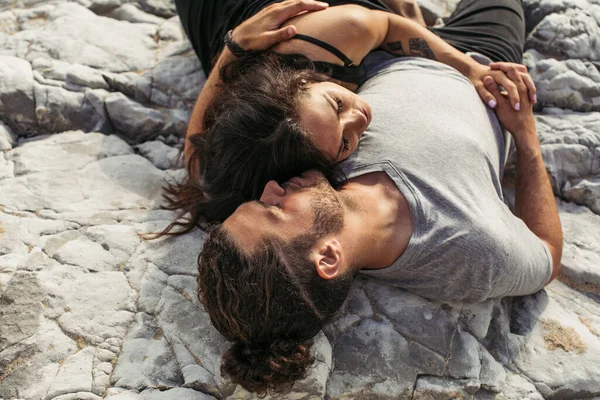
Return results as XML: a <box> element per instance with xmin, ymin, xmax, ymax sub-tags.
<box><xmin>310</xmin><ymin>238</ymin><xmax>343</xmax><ymax>280</ymax></box>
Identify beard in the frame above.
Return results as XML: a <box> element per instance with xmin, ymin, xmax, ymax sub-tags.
<box><xmin>283</xmin><ymin>171</ymin><xmax>344</xmax><ymax>242</ymax></box>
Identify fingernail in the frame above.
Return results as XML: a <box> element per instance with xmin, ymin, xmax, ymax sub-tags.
<box><xmin>515</xmin><ymin>102</ymin><xmax>520</xmax><ymax>111</ymax></box>
<box><xmin>533</xmin><ymin>94</ymin><xmax>537</xmax><ymax>103</ymax></box>
<box><xmin>488</xmin><ymin>100</ymin><xmax>496</xmax><ymax>109</ymax></box>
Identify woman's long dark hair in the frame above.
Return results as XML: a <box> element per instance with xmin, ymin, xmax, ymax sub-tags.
<box><xmin>157</xmin><ymin>53</ymin><xmax>345</xmax><ymax>235</ymax></box>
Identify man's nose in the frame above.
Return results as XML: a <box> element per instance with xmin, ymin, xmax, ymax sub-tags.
<box><xmin>259</xmin><ymin>180</ymin><xmax>285</xmax><ymax>203</ymax></box>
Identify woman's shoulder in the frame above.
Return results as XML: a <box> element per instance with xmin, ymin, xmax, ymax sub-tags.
<box><xmin>271</xmin><ymin>4</ymin><xmax>385</xmax><ymax>65</ymax></box>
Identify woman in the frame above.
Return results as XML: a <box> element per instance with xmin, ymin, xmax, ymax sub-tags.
<box><xmin>160</xmin><ymin>0</ymin><xmax>536</xmax><ymax>226</ymax></box>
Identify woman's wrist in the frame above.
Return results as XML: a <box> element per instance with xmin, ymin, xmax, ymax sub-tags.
<box><xmin>225</xmin><ymin>30</ymin><xmax>260</xmax><ymax>57</ymax></box>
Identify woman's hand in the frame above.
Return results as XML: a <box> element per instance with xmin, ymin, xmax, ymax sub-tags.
<box><xmin>468</xmin><ymin>62</ymin><xmax>537</xmax><ymax>112</ymax></box>
<box><xmin>232</xmin><ymin>0</ymin><xmax>329</xmax><ymax>51</ymax></box>
<box><xmin>482</xmin><ymin>72</ymin><xmax>536</xmax><ymax>139</ymax></box>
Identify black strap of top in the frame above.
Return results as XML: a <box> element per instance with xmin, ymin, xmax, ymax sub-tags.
<box><xmin>293</xmin><ymin>34</ymin><xmax>356</xmax><ymax>67</ymax></box>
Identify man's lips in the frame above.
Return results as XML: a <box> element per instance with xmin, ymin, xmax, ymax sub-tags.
<box><xmin>288</xmin><ymin>177</ymin><xmax>303</xmax><ymax>188</ymax></box>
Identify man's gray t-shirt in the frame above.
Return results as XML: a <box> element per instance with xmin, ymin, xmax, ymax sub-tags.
<box><xmin>343</xmin><ymin>56</ymin><xmax>552</xmax><ymax>303</ymax></box>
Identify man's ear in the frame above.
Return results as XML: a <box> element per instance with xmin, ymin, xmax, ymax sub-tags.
<box><xmin>310</xmin><ymin>238</ymin><xmax>343</xmax><ymax>280</ymax></box>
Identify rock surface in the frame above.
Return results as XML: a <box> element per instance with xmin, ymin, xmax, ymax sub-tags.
<box><xmin>1</xmin><ymin>0</ymin><xmax>600</xmax><ymax>399</ymax></box>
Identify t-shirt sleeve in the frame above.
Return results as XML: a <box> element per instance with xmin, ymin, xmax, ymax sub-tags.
<box><xmin>491</xmin><ymin>211</ymin><xmax>554</xmax><ymax>298</ymax></box>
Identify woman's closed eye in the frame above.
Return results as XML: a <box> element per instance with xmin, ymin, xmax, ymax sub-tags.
<box><xmin>334</xmin><ymin>96</ymin><xmax>344</xmax><ymax>115</ymax></box>
<box><xmin>342</xmin><ymin>137</ymin><xmax>350</xmax><ymax>152</ymax></box>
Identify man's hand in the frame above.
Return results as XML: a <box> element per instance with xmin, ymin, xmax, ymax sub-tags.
<box><xmin>232</xmin><ymin>0</ymin><xmax>329</xmax><ymax>51</ymax></box>
<box><xmin>469</xmin><ymin>62</ymin><xmax>537</xmax><ymax>113</ymax></box>
<box><xmin>483</xmin><ymin>63</ymin><xmax>563</xmax><ymax>284</ymax></box>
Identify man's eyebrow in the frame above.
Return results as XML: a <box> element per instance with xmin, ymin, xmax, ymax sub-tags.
<box><xmin>256</xmin><ymin>200</ymin><xmax>268</xmax><ymax>208</ymax></box>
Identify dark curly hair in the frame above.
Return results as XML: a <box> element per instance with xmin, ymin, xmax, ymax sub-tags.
<box><xmin>158</xmin><ymin>53</ymin><xmax>345</xmax><ymax>236</ymax></box>
<box><xmin>198</xmin><ymin>223</ymin><xmax>354</xmax><ymax>395</ymax></box>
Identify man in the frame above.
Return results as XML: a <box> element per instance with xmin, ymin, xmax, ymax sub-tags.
<box><xmin>196</xmin><ymin>53</ymin><xmax>563</xmax><ymax>395</ymax></box>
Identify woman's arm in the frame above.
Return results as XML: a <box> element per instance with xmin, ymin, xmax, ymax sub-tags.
<box><xmin>371</xmin><ymin>11</ymin><xmax>535</xmax><ymax>111</ymax></box>
<box><xmin>271</xmin><ymin>7</ymin><xmax>535</xmax><ymax>108</ymax></box>
<box><xmin>184</xmin><ymin>0</ymin><xmax>329</xmax><ymax>168</ymax></box>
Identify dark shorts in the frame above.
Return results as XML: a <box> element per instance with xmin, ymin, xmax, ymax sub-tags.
<box><xmin>175</xmin><ymin>0</ymin><xmax>526</xmax><ymax>76</ymax></box>
<box><xmin>431</xmin><ymin>0</ymin><xmax>526</xmax><ymax>64</ymax></box>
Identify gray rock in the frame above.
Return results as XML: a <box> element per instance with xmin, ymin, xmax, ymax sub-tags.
<box><xmin>327</xmin><ymin>317</ymin><xmax>418</xmax><ymax>399</ymax></box>
<box><xmin>525</xmin><ymin>7</ymin><xmax>600</xmax><ymax>61</ymax></box>
<box><xmin>0</xmin><ymin>55</ymin><xmax>37</xmax><ymax>130</ymax></box>
<box><xmin>34</xmin><ymin>83</ymin><xmax>111</xmax><ymax>134</ymax></box>
<box><xmin>111</xmin><ymin>313</ymin><xmax>183</xmax><ymax>389</ymax></box>
<box><xmin>141</xmin><ymin>388</ymin><xmax>214</xmax><ymax>400</ymax></box>
<box><xmin>137</xmin><ymin>0</ymin><xmax>177</xmax><ymax>18</ymax></box>
<box><xmin>564</xmin><ymin>178</ymin><xmax>600</xmax><ymax>214</ymax></box>
<box><xmin>416</xmin><ymin>0</ymin><xmax>461</xmax><ymax>25</ymax></box>
<box><xmin>7</xmin><ymin>130</ymin><xmax>132</xmax><ymax>176</ymax></box>
<box><xmin>0</xmin><ymin>271</ymin><xmax>43</xmax><ymax>353</ymax></box>
<box><xmin>500</xmin><ymin>372</ymin><xmax>544</xmax><ymax>400</ymax></box>
<box><xmin>507</xmin><ymin>284</ymin><xmax>600</xmax><ymax>399</ymax></box>
<box><xmin>136</xmin><ymin>140</ymin><xmax>180</xmax><ymax>170</ymax></box>
<box><xmin>524</xmin><ymin>50</ymin><xmax>600</xmax><ymax>112</ymax></box>
<box><xmin>413</xmin><ymin>376</ymin><xmax>475</xmax><ymax>400</ymax></box>
<box><xmin>32</xmin><ymin>58</ymin><xmax>111</xmax><ymax>91</ymax></box>
<box><xmin>150</xmin><ymin>54</ymin><xmax>204</xmax><ymax>108</ymax></box>
<box><xmin>77</xmin><ymin>0</ymin><xmax>129</xmax><ymax>15</ymax></box>
<box><xmin>158</xmin><ymin>16</ymin><xmax>186</xmax><ymax>42</ymax></box>
<box><xmin>447</xmin><ymin>331</ymin><xmax>481</xmax><ymax>380</ymax></box>
<box><xmin>108</xmin><ymin>3</ymin><xmax>166</xmax><ymax>25</ymax></box>
<box><xmin>156</xmin><ymin>285</ymin><xmax>228</xmax><ymax>383</ymax></box>
<box><xmin>46</xmin><ymin>347</ymin><xmax>95</xmax><ymax>399</ymax></box>
<box><xmin>38</xmin><ymin>264</ymin><xmax>137</xmax><ymax>345</ymax></box>
<box><xmin>138</xmin><ymin>263</ymin><xmax>169</xmax><ymax>314</ymax></box>
<box><xmin>20</xmin><ymin>3</ymin><xmax>157</xmax><ymax>73</ymax></box>
<box><xmin>138</xmin><ymin>226</ymin><xmax>204</xmax><ymax>276</ymax></box>
<box><xmin>478</xmin><ymin>345</ymin><xmax>506</xmax><ymax>393</ymax></box>
<box><xmin>0</xmin><ymin>317</ymin><xmax>78</xmax><ymax>400</ymax></box>
<box><xmin>0</xmin><ymin>120</ymin><xmax>15</xmax><ymax>150</ymax></box>
<box><xmin>366</xmin><ymin>281</ymin><xmax>459</xmax><ymax>355</ymax></box>
<box><xmin>0</xmin><ymin>151</ymin><xmax>14</xmax><ymax>179</ymax></box>
<box><xmin>66</xmin><ymin>64</ymin><xmax>111</xmax><ymax>90</ymax></box>
<box><xmin>162</xmin><ymin>108</ymin><xmax>190</xmax><ymax>137</ymax></box>
<box><xmin>558</xmin><ymin>201</ymin><xmax>600</xmax><ymax>286</ymax></box>
<box><xmin>52</xmin><ymin>393</ymin><xmax>103</xmax><ymax>400</ymax></box>
<box><xmin>0</xmin><ymin>10</ymin><xmax>18</xmax><ymax>35</ymax></box>
<box><xmin>106</xmin><ymin>92</ymin><xmax>165</xmax><ymax>142</ymax></box>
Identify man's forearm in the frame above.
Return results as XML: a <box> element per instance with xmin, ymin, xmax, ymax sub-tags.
<box><xmin>513</xmin><ymin>131</ymin><xmax>563</xmax><ymax>282</ymax></box>
<box><xmin>379</xmin><ymin>13</ymin><xmax>479</xmax><ymax>78</ymax></box>
<box><xmin>184</xmin><ymin>48</ymin><xmax>236</xmax><ymax>168</ymax></box>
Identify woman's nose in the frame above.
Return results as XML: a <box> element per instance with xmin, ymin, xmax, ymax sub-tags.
<box><xmin>260</xmin><ymin>180</ymin><xmax>285</xmax><ymax>203</ymax></box>
<box><xmin>344</xmin><ymin>108</ymin><xmax>367</xmax><ymax>136</ymax></box>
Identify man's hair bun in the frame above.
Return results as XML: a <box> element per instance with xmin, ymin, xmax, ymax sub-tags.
<box><xmin>222</xmin><ymin>339</ymin><xmax>315</xmax><ymax>395</ymax></box>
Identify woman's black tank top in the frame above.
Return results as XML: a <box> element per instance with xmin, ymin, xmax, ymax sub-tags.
<box><xmin>178</xmin><ymin>0</ymin><xmax>392</xmax><ymax>85</ymax></box>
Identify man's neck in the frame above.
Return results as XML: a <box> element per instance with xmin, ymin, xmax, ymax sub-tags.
<box><xmin>338</xmin><ymin>172</ymin><xmax>413</xmax><ymax>270</ymax></box>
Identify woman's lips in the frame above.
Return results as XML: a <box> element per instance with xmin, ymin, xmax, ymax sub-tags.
<box><xmin>359</xmin><ymin>104</ymin><xmax>371</xmax><ymax>127</ymax></box>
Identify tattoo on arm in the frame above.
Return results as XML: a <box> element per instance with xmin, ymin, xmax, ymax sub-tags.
<box><xmin>408</xmin><ymin>38</ymin><xmax>436</xmax><ymax>60</ymax></box>
<box><xmin>384</xmin><ymin>38</ymin><xmax>436</xmax><ymax>60</ymax></box>
<box><xmin>385</xmin><ymin>41</ymin><xmax>406</xmax><ymax>56</ymax></box>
